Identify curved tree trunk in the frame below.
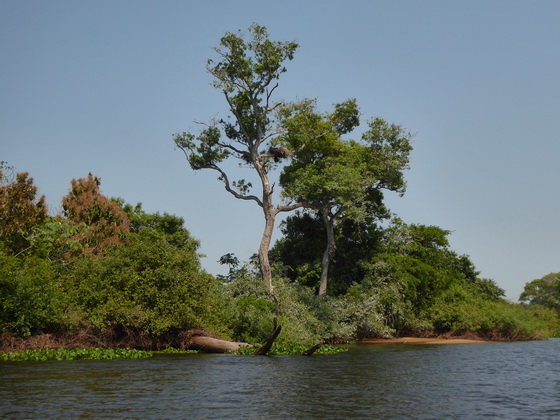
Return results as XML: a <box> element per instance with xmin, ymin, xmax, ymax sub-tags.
<box><xmin>259</xmin><ymin>205</ymin><xmax>281</xmax><ymax>329</ymax></box>
<box><xmin>254</xmin><ymin>325</ymin><xmax>282</xmax><ymax>355</ymax></box>
<box><xmin>318</xmin><ymin>207</ymin><xmax>336</xmax><ymax>296</ymax></box>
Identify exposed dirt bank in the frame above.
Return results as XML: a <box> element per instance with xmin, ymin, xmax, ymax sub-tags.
<box><xmin>360</xmin><ymin>337</ymin><xmax>487</xmax><ymax>345</ymax></box>
<box><xmin>0</xmin><ymin>327</ymin><xmax>223</xmax><ymax>353</ymax></box>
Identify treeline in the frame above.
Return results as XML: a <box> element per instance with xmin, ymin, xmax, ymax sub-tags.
<box><xmin>1</xmin><ymin>167</ymin><xmax>558</xmax><ymax>352</ymax></box>
<box><xmin>271</xmin><ymin>213</ymin><xmax>560</xmax><ymax>341</ymax></box>
<box><xmin>0</xmin><ymin>169</ymin><xmax>226</xmax><ymax>349</ymax></box>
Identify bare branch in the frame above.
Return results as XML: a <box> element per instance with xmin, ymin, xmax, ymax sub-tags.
<box><xmin>266</xmin><ymin>83</ymin><xmax>279</xmax><ymax>109</ymax></box>
<box><xmin>219</xmin><ymin>142</ymin><xmax>251</xmax><ymax>158</ymax></box>
<box><xmin>206</xmin><ymin>163</ymin><xmax>263</xmax><ymax>207</ymax></box>
<box><xmin>249</xmin><ymin>94</ymin><xmax>265</xmax><ymax>147</ymax></box>
<box><xmin>260</xmin><ymin>129</ymin><xmax>284</xmax><ymax>144</ymax></box>
<box><xmin>266</xmin><ymin>102</ymin><xmax>282</xmax><ymax>112</ymax></box>
<box><xmin>274</xmin><ymin>201</ymin><xmax>305</xmax><ymax>215</ymax></box>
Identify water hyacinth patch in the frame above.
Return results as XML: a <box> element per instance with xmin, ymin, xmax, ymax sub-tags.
<box><xmin>234</xmin><ymin>343</ymin><xmax>348</xmax><ymax>356</ymax></box>
<box><xmin>0</xmin><ymin>348</ymin><xmax>153</xmax><ymax>362</ymax></box>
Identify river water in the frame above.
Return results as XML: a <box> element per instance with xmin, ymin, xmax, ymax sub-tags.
<box><xmin>1</xmin><ymin>339</ymin><xmax>559</xmax><ymax>419</ymax></box>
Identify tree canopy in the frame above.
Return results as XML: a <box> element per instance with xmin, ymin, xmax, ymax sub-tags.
<box><xmin>277</xmin><ymin>101</ymin><xmax>412</xmax><ymax>294</ymax></box>
<box><xmin>520</xmin><ymin>272</ymin><xmax>560</xmax><ymax>313</ymax></box>
<box><xmin>0</xmin><ymin>167</ymin><xmax>47</xmax><ymax>256</ymax></box>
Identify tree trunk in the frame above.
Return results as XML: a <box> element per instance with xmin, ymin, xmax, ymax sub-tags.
<box><xmin>254</xmin><ymin>325</ymin><xmax>282</xmax><ymax>355</ymax></box>
<box><xmin>303</xmin><ymin>343</ymin><xmax>322</xmax><ymax>356</ymax></box>
<box><xmin>259</xmin><ymin>208</ymin><xmax>276</xmax><ymax>296</ymax></box>
<box><xmin>259</xmin><ymin>203</ymin><xmax>281</xmax><ymax>328</ymax></box>
<box><xmin>318</xmin><ymin>208</ymin><xmax>336</xmax><ymax>296</ymax></box>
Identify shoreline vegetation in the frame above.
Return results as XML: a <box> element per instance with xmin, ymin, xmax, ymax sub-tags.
<box><xmin>0</xmin><ymin>333</ymin><xmax>503</xmax><ymax>362</ymax></box>
<box><xmin>0</xmin><ymin>327</ymin><xmax>548</xmax><ymax>362</ymax></box>
<box><xmin>2</xmin><ymin>333</ymin><xmax>553</xmax><ymax>362</ymax></box>
<box><xmin>1</xmin><ymin>170</ymin><xmax>559</xmax><ymax>360</ymax></box>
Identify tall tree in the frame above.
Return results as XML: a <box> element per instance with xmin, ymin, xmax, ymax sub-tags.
<box><xmin>278</xmin><ymin>99</ymin><xmax>412</xmax><ymax>295</ymax></box>
<box><xmin>173</xmin><ymin>25</ymin><xmax>303</xmax><ymax>327</ymax></box>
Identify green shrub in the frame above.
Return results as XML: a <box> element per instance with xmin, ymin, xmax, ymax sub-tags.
<box><xmin>426</xmin><ymin>290</ymin><xmax>560</xmax><ymax>340</ymax></box>
<box><xmin>0</xmin><ymin>255</ymin><xmax>70</xmax><ymax>336</ymax></box>
<box><xmin>63</xmin><ymin>228</ymin><xmax>225</xmax><ymax>335</ymax></box>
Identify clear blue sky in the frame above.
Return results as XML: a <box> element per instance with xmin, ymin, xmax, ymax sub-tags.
<box><xmin>2</xmin><ymin>0</ymin><xmax>559</xmax><ymax>301</ymax></box>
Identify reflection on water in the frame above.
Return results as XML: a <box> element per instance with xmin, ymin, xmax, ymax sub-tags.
<box><xmin>1</xmin><ymin>339</ymin><xmax>559</xmax><ymax>419</ymax></box>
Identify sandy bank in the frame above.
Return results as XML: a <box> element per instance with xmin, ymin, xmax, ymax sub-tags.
<box><xmin>360</xmin><ymin>337</ymin><xmax>487</xmax><ymax>345</ymax></box>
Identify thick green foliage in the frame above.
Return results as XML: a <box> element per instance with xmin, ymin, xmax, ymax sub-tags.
<box><xmin>0</xmin><ymin>255</ymin><xmax>70</xmax><ymax>335</ymax></box>
<box><xmin>272</xmin><ymin>212</ymin><xmax>384</xmax><ymax>294</ymax></box>
<box><xmin>23</xmin><ymin>217</ymin><xmax>86</xmax><ymax>261</ymax></box>
<box><xmin>65</xmin><ymin>224</ymin><xmax>221</xmax><ymax>335</ymax></box>
<box><xmin>271</xmin><ymin>214</ymin><xmax>558</xmax><ymax>340</ymax></box>
<box><xmin>218</xmin><ymin>261</ymin><xmax>276</xmax><ymax>343</ymax></box>
<box><xmin>426</xmin><ymin>286</ymin><xmax>560</xmax><ymax>339</ymax></box>
<box><xmin>219</xmin><ymin>261</ymin><xmax>393</xmax><ymax>344</ymax></box>
<box><xmin>520</xmin><ymin>272</ymin><xmax>560</xmax><ymax>313</ymax></box>
<box><xmin>0</xmin><ymin>186</ymin><xmax>229</xmax><ymax>340</ymax></box>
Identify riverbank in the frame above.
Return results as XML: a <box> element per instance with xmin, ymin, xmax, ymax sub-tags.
<box><xmin>361</xmin><ymin>337</ymin><xmax>487</xmax><ymax>345</ymax></box>
<box><xmin>0</xmin><ymin>329</ymin><xmax>539</xmax><ymax>354</ymax></box>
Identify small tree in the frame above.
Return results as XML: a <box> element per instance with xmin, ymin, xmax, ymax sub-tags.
<box><xmin>61</xmin><ymin>173</ymin><xmax>130</xmax><ymax>256</ymax></box>
<box><xmin>278</xmin><ymin>99</ymin><xmax>412</xmax><ymax>295</ymax></box>
<box><xmin>0</xmin><ymin>166</ymin><xmax>47</xmax><ymax>256</ymax></box>
<box><xmin>173</xmin><ymin>25</ymin><xmax>303</xmax><ymax>328</ymax></box>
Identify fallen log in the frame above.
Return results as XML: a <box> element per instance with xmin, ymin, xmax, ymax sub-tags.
<box><xmin>189</xmin><ymin>336</ymin><xmax>250</xmax><ymax>353</ymax></box>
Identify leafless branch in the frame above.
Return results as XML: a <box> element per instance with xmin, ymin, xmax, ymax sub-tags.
<box><xmin>209</xmin><ymin>164</ymin><xmax>263</xmax><ymax>207</ymax></box>
<box><xmin>274</xmin><ymin>201</ymin><xmax>305</xmax><ymax>215</ymax></box>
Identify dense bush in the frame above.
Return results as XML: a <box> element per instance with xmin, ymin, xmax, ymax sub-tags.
<box><xmin>0</xmin><ymin>172</ymin><xmax>231</xmax><ymax>342</ymax></box>
<box><xmin>64</xmin><ymin>228</ymin><xmax>221</xmax><ymax>335</ymax></box>
<box><xmin>0</xmin><ymin>256</ymin><xmax>70</xmax><ymax>336</ymax></box>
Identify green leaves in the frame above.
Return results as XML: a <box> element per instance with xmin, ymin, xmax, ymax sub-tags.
<box><xmin>174</xmin><ymin>126</ymin><xmax>229</xmax><ymax>170</ymax></box>
<box><xmin>331</xmin><ymin>99</ymin><xmax>360</xmax><ymax>135</ymax></box>
<box><xmin>278</xmin><ymin>99</ymin><xmax>412</xmax><ymax>213</ymax></box>
<box><xmin>208</xmin><ymin>24</ymin><xmax>298</xmax><ymax>94</ymax></box>
<box><xmin>67</xmin><ymin>226</ymin><xmax>217</xmax><ymax>335</ymax></box>
<box><xmin>361</xmin><ymin>118</ymin><xmax>412</xmax><ymax>194</ymax></box>
<box><xmin>0</xmin><ymin>255</ymin><xmax>69</xmax><ymax>336</ymax></box>
<box><xmin>520</xmin><ymin>272</ymin><xmax>560</xmax><ymax>311</ymax></box>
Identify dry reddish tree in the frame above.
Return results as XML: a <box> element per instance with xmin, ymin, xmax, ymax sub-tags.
<box><xmin>61</xmin><ymin>173</ymin><xmax>130</xmax><ymax>256</ymax></box>
<box><xmin>0</xmin><ymin>168</ymin><xmax>47</xmax><ymax>255</ymax></box>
